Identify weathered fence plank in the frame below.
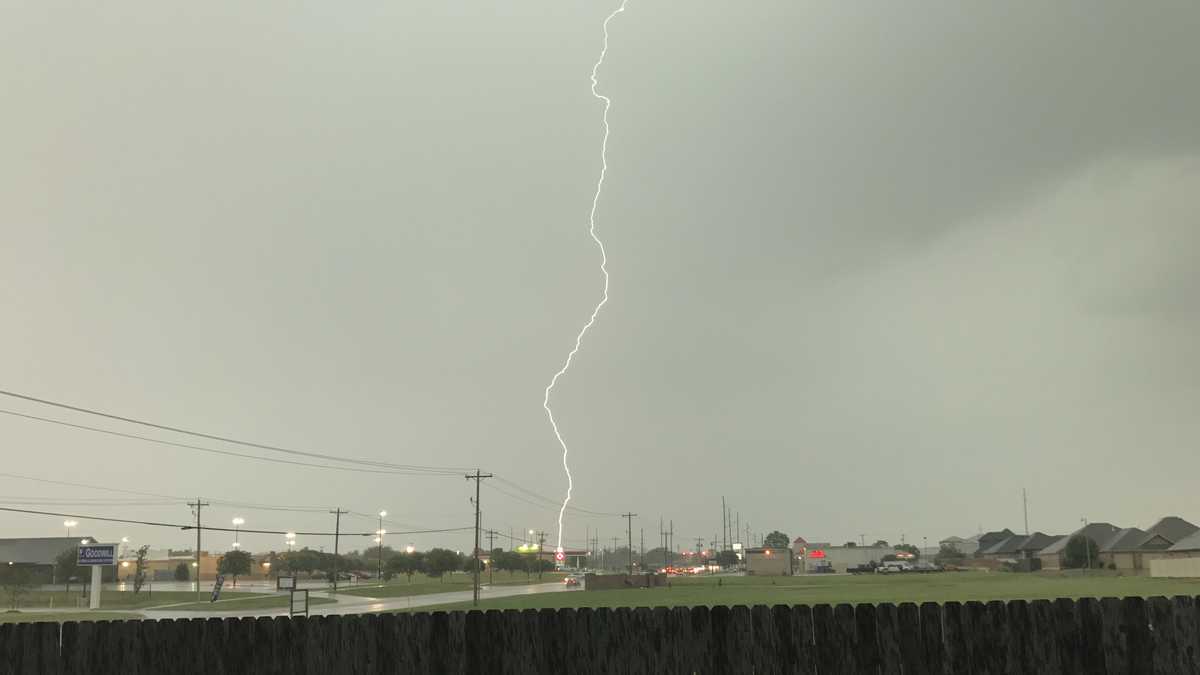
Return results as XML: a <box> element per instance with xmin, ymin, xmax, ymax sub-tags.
<box><xmin>919</xmin><ymin>601</ymin><xmax>944</xmax><ymax>674</ymax></box>
<box><xmin>1029</xmin><ymin>599</ymin><xmax>1063</xmax><ymax>674</ymax></box>
<box><xmin>874</xmin><ymin>602</ymin><xmax>902</xmax><ymax>675</ymax></box>
<box><xmin>1173</xmin><ymin>596</ymin><xmax>1200</xmax><ymax>675</ymax></box>
<box><xmin>942</xmin><ymin>601</ymin><xmax>969</xmax><ymax>674</ymax></box>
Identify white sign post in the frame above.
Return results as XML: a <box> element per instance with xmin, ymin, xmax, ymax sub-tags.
<box><xmin>77</xmin><ymin>543</ymin><xmax>118</xmax><ymax>610</ymax></box>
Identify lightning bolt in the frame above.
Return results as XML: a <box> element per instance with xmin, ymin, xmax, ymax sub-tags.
<box><xmin>545</xmin><ymin>0</ymin><xmax>627</xmax><ymax>552</ymax></box>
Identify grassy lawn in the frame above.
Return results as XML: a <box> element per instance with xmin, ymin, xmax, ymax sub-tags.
<box><xmin>336</xmin><ymin>572</ymin><xmax>565</xmax><ymax>599</ymax></box>
<box><xmin>10</xmin><ymin>590</ymin><xmax>265</xmax><ymax>610</ymax></box>
<box><xmin>0</xmin><ymin>611</ymin><xmax>143</xmax><ymax>624</ymax></box>
<box><xmin>407</xmin><ymin>571</ymin><xmax>1200</xmax><ymax>613</ymax></box>
<box><xmin>158</xmin><ymin>595</ymin><xmax>336</xmax><ymax>612</ymax></box>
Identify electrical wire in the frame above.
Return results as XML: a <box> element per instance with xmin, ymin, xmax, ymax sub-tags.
<box><xmin>0</xmin><ymin>505</ymin><xmax>472</xmax><ymax>537</ymax></box>
<box><xmin>0</xmin><ymin>408</ymin><xmax>461</xmax><ymax>476</ymax></box>
<box><xmin>0</xmin><ymin>390</ymin><xmax>471</xmax><ymax>474</ymax></box>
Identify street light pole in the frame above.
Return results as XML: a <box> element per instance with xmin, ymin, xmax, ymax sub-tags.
<box><xmin>63</xmin><ymin>520</ymin><xmax>78</xmax><ymax>539</ymax></box>
<box><xmin>232</xmin><ymin>517</ymin><xmax>244</xmax><ymax>549</ymax></box>
<box><xmin>377</xmin><ymin>511</ymin><xmax>387</xmax><ymax>583</ymax></box>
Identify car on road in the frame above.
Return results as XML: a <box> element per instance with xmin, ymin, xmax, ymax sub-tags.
<box><xmin>564</xmin><ymin>575</ymin><xmax>582</xmax><ymax>587</ymax></box>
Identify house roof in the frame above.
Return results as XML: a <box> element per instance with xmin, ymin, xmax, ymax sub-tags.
<box><xmin>1019</xmin><ymin>533</ymin><xmax>1062</xmax><ymax>552</ymax></box>
<box><xmin>1038</xmin><ymin>523</ymin><xmax>1121</xmax><ymax>556</ymax></box>
<box><xmin>1101</xmin><ymin>528</ymin><xmax>1148</xmax><ymax>553</ymax></box>
<box><xmin>1144</xmin><ymin>517</ymin><xmax>1199</xmax><ymax>545</ymax></box>
<box><xmin>981</xmin><ymin>535</ymin><xmax>1024</xmax><ymax>556</ymax></box>
<box><xmin>1168</xmin><ymin>530</ymin><xmax>1200</xmax><ymax>553</ymax></box>
<box><xmin>0</xmin><ymin>537</ymin><xmax>92</xmax><ymax>565</ymax></box>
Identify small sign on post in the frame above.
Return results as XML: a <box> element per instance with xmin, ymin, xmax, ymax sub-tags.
<box><xmin>77</xmin><ymin>543</ymin><xmax>118</xmax><ymax>610</ymax></box>
<box><xmin>289</xmin><ymin>589</ymin><xmax>309</xmax><ymax>617</ymax></box>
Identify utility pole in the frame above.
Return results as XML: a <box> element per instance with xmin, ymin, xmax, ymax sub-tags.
<box><xmin>860</xmin><ymin>534</ymin><xmax>866</xmax><ymax>547</ymax></box>
<box><xmin>1082</xmin><ymin>517</ymin><xmax>1092</xmax><ymax>571</ymax></box>
<box><xmin>622</xmin><ymin>513</ymin><xmax>637</xmax><ymax>575</ymax></box>
<box><xmin>188</xmin><ymin>498</ymin><xmax>209</xmax><ymax>602</ymax></box>
<box><xmin>721</xmin><ymin>497</ymin><xmax>727</xmax><ymax>552</ymax></box>
<box><xmin>669</xmin><ymin>520</ymin><xmax>674</xmax><ymax>559</ymax></box>
<box><xmin>639</xmin><ymin>528</ymin><xmax>644</xmax><ymax>570</ymax></box>
<box><xmin>1023</xmin><ymin>488</ymin><xmax>1030</xmax><ymax>535</ymax></box>
<box><xmin>695</xmin><ymin>536</ymin><xmax>704</xmax><ymax>554</ymax></box>
<box><xmin>736</xmin><ymin>512</ymin><xmax>741</xmax><ymax>547</ymax></box>
<box><xmin>662</xmin><ymin>516</ymin><xmax>672</xmax><ymax>564</ymax></box>
<box><xmin>465</xmin><ymin>469</ymin><xmax>494</xmax><ymax>606</ymax></box>
<box><xmin>486</xmin><ymin>529</ymin><xmax>496</xmax><ymax>584</ymax></box>
<box><xmin>330</xmin><ymin>508</ymin><xmax>347</xmax><ymax>593</ymax></box>
<box><xmin>537</xmin><ymin>531</ymin><xmax>547</xmax><ymax>579</ymax></box>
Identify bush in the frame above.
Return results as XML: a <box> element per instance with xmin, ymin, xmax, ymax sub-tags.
<box><xmin>174</xmin><ymin>563</ymin><xmax>191</xmax><ymax>581</ymax></box>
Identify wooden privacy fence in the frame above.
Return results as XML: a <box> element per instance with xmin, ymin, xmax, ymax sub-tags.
<box><xmin>2</xmin><ymin>596</ymin><xmax>1199</xmax><ymax>674</ymax></box>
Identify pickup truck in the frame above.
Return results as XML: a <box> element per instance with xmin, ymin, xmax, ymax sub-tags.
<box><xmin>876</xmin><ymin>561</ymin><xmax>913</xmax><ymax>574</ymax></box>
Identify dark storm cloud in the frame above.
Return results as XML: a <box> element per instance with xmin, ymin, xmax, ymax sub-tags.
<box><xmin>1</xmin><ymin>1</ymin><xmax>1198</xmax><ymax>549</ymax></box>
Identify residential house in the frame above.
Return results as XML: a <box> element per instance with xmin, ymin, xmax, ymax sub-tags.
<box><xmin>1037</xmin><ymin>522</ymin><xmax>1121</xmax><ymax>570</ymax></box>
<box><xmin>974</xmin><ymin>529</ymin><xmax>1015</xmax><ymax>557</ymax></box>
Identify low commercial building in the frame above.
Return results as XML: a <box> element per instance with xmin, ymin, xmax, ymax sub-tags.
<box><xmin>744</xmin><ymin>548</ymin><xmax>790</xmax><ymax>575</ymax></box>
<box><xmin>797</xmin><ymin>545</ymin><xmax>891</xmax><ymax>573</ymax></box>
<box><xmin>0</xmin><ymin>537</ymin><xmax>99</xmax><ymax>583</ymax></box>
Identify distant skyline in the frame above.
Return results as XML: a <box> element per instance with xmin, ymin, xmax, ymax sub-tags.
<box><xmin>2</xmin><ymin>1</ymin><xmax>1199</xmax><ymax>555</ymax></box>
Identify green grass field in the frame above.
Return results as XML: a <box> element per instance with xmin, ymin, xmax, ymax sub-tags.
<box><xmin>10</xmin><ymin>589</ymin><xmax>265</xmax><ymax>610</ymax></box>
<box><xmin>0</xmin><ymin>611</ymin><xmax>143</xmax><ymax>624</ymax></box>
<box><xmin>410</xmin><ymin>571</ymin><xmax>1200</xmax><ymax>613</ymax></box>
<box><xmin>336</xmin><ymin>572</ymin><xmax>565</xmax><ymax>599</ymax></box>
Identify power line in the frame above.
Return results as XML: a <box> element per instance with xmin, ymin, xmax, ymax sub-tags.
<box><xmin>0</xmin><ymin>390</ymin><xmax>470</xmax><ymax>474</ymax></box>
<box><xmin>0</xmin><ymin>505</ymin><xmax>473</xmax><ymax>537</ymax></box>
<box><xmin>489</xmin><ymin>477</ymin><xmax>619</xmax><ymax>517</ymax></box>
<box><xmin>0</xmin><ymin>408</ymin><xmax>462</xmax><ymax>476</ymax></box>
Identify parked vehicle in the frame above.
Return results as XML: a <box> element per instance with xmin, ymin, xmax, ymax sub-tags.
<box><xmin>912</xmin><ymin>561</ymin><xmax>942</xmax><ymax>573</ymax></box>
<box><xmin>876</xmin><ymin>561</ymin><xmax>913</xmax><ymax>574</ymax></box>
<box><xmin>848</xmin><ymin>562</ymin><xmax>879</xmax><ymax>575</ymax></box>
<box><xmin>809</xmin><ymin>561</ymin><xmax>835</xmax><ymax>574</ymax></box>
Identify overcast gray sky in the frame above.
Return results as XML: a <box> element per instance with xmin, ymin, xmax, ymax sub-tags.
<box><xmin>2</xmin><ymin>1</ymin><xmax>1198</xmax><ymax>555</ymax></box>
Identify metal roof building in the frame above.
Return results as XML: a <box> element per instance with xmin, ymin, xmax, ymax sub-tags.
<box><xmin>0</xmin><ymin>537</ymin><xmax>91</xmax><ymax>565</ymax></box>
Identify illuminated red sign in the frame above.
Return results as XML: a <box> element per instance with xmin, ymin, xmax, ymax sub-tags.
<box><xmin>555</xmin><ymin>551</ymin><xmax>565</xmax><ymax>562</ymax></box>
<box><xmin>808</xmin><ymin>549</ymin><xmax>826</xmax><ymax>559</ymax></box>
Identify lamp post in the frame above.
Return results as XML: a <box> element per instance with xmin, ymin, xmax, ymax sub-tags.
<box><xmin>376</xmin><ymin>509</ymin><xmax>386</xmax><ymax>578</ymax></box>
<box><xmin>285</xmin><ymin>532</ymin><xmax>296</xmax><ymax>552</ymax></box>
<box><xmin>63</xmin><ymin>520</ymin><xmax>78</xmax><ymax>539</ymax></box>
<box><xmin>232</xmin><ymin>517</ymin><xmax>245</xmax><ymax>550</ymax></box>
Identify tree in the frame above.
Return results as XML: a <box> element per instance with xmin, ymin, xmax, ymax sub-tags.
<box><xmin>423</xmin><ymin>548</ymin><xmax>462</xmax><ymax>581</ymax></box>
<box><xmin>133</xmin><ymin>545</ymin><xmax>150</xmax><ymax>594</ymax></box>
<box><xmin>174</xmin><ymin>562</ymin><xmax>191</xmax><ymax>582</ymax></box>
<box><xmin>873</xmin><ymin>540</ymin><xmax>890</xmax><ymax>548</ymax></box>
<box><xmin>1064</xmin><ymin>536</ymin><xmax>1101</xmax><ymax>569</ymax></box>
<box><xmin>764</xmin><ymin>531</ymin><xmax>790</xmax><ymax>549</ymax></box>
<box><xmin>935</xmin><ymin>543</ymin><xmax>966</xmax><ymax>565</ymax></box>
<box><xmin>55</xmin><ymin>546</ymin><xmax>85</xmax><ymax>593</ymax></box>
<box><xmin>218</xmin><ymin>550</ymin><xmax>253</xmax><ymax>588</ymax></box>
<box><xmin>386</xmin><ymin>552</ymin><xmax>424</xmax><ymax>583</ymax></box>
<box><xmin>0</xmin><ymin>564</ymin><xmax>33</xmax><ymax>610</ymax></box>
<box><xmin>716</xmin><ymin>550</ymin><xmax>739</xmax><ymax>568</ymax></box>
<box><xmin>894</xmin><ymin>544</ymin><xmax>920</xmax><ymax>560</ymax></box>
